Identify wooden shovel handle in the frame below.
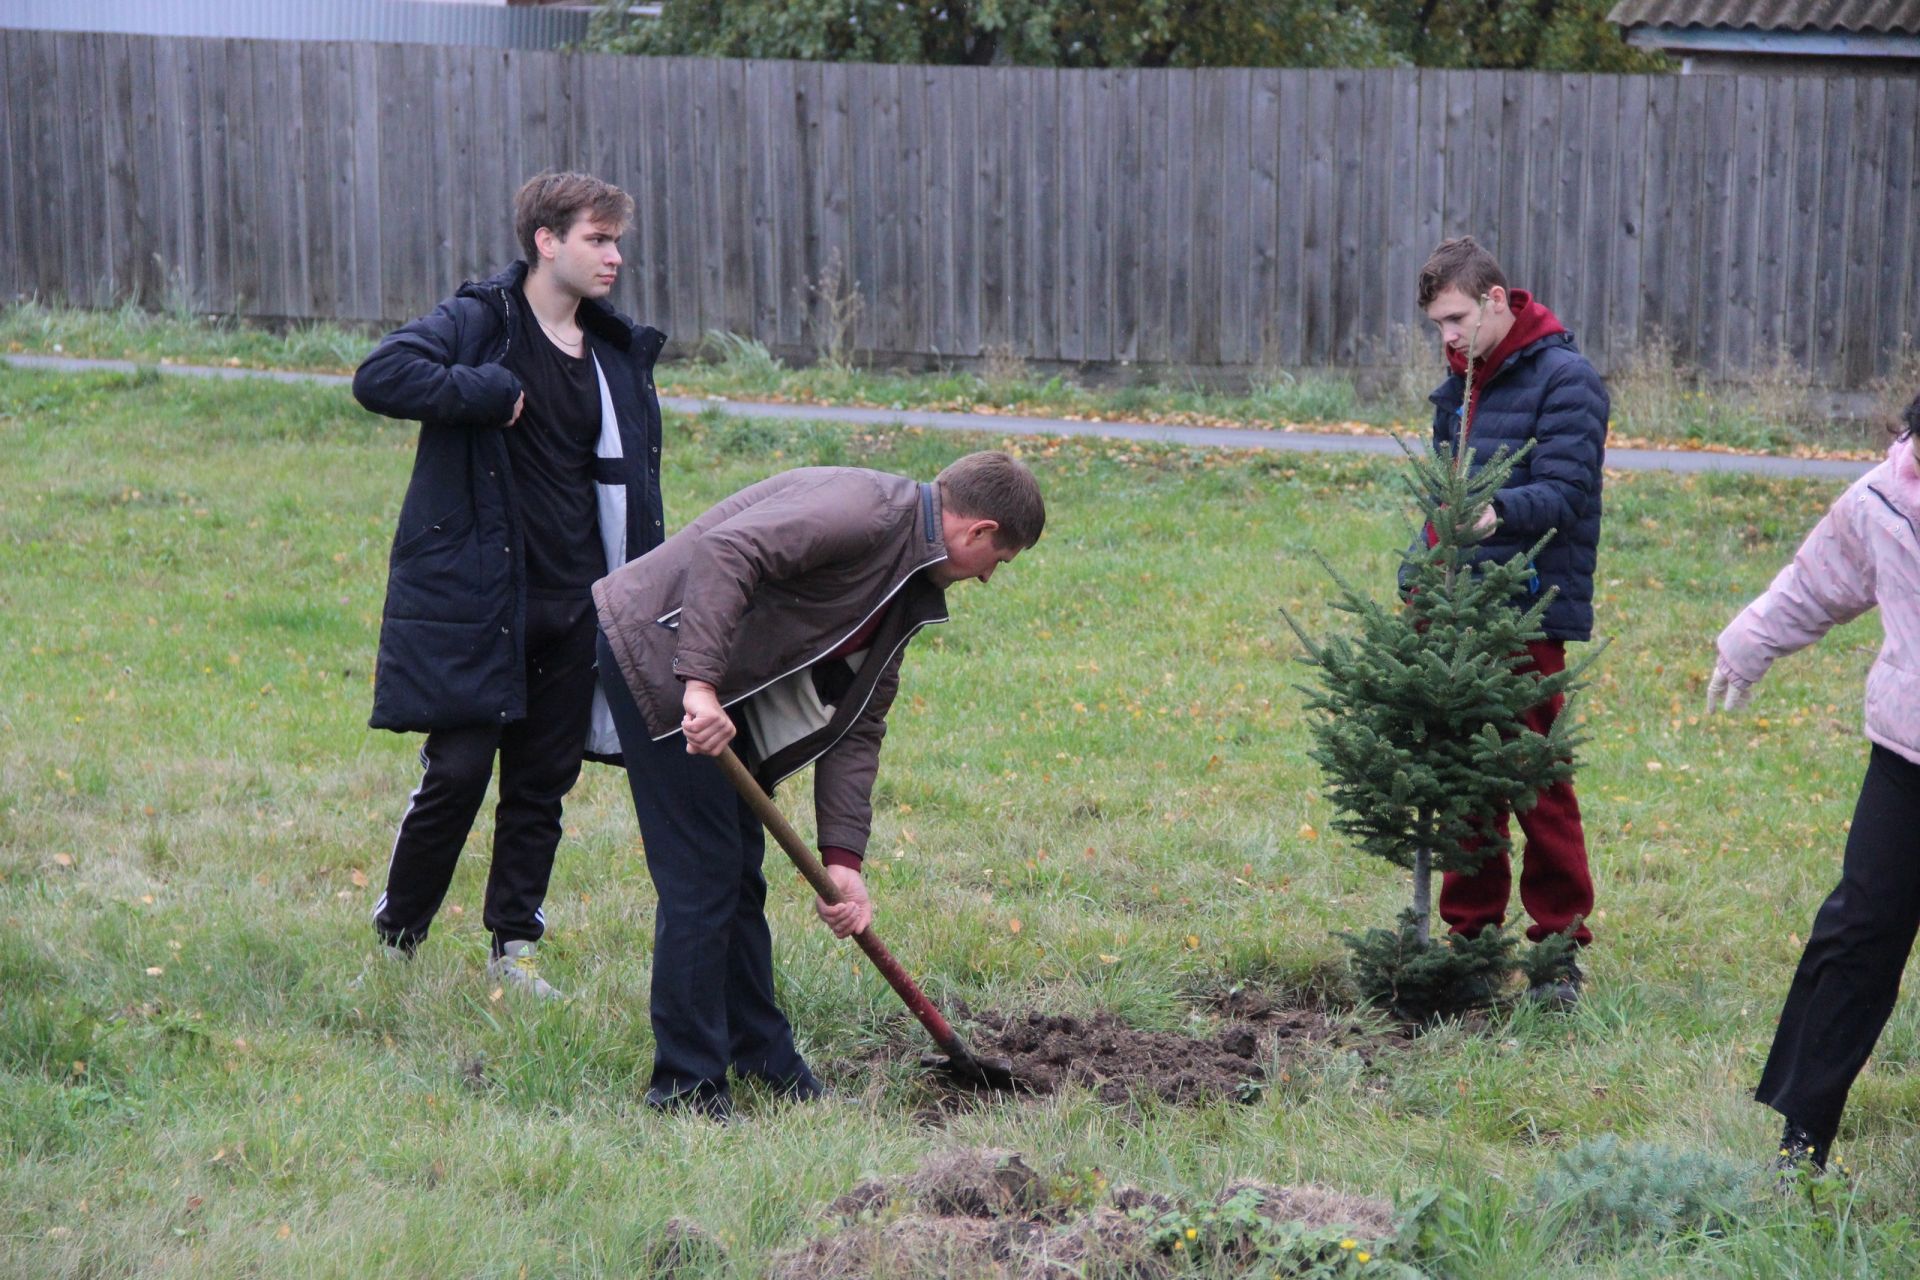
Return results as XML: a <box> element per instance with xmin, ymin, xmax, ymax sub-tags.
<box><xmin>711</xmin><ymin>745</ymin><xmax>970</xmax><ymax>1056</ymax></box>
<box><xmin>714</xmin><ymin>746</ymin><xmax>844</xmax><ymax>904</ymax></box>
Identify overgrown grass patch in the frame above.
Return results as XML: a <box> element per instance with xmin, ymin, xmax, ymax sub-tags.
<box><xmin>0</xmin><ymin>299</ymin><xmax>375</xmax><ymax>375</ymax></box>
<box><xmin>6</xmin><ymin>303</ymin><xmax>1894</xmax><ymax>457</ymax></box>
<box><xmin>1</xmin><ymin>366</ymin><xmax>1915</xmax><ymax>1274</ymax></box>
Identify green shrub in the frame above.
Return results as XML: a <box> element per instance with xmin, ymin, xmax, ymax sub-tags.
<box><xmin>1533</xmin><ymin>1134</ymin><xmax>1755</xmax><ymax>1245</ymax></box>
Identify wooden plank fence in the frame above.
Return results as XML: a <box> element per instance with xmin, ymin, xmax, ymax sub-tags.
<box><xmin>3</xmin><ymin>29</ymin><xmax>1917</xmax><ymax>387</ymax></box>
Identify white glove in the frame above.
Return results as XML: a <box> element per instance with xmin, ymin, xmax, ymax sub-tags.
<box><xmin>1705</xmin><ymin>660</ymin><xmax>1755</xmax><ymax>714</ymax></box>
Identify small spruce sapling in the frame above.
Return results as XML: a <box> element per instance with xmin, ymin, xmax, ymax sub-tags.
<box><xmin>1279</xmin><ymin>310</ymin><xmax>1598</xmax><ymax>1019</ymax></box>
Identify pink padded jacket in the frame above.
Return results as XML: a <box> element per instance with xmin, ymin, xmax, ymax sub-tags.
<box><xmin>1717</xmin><ymin>436</ymin><xmax>1920</xmax><ymax>767</ymax></box>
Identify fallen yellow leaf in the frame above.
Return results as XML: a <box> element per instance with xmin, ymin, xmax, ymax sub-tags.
<box><xmin>52</xmin><ymin>852</ymin><xmax>73</xmax><ymax>867</ymax></box>
<box><xmin>1298</xmin><ymin>823</ymin><xmax>1317</xmax><ymax>841</ymax></box>
<box><xmin>1099</xmin><ymin>954</ymin><xmax>1120</xmax><ymax>964</ymax></box>
<box><xmin>349</xmin><ymin>868</ymin><xmax>369</xmax><ymax>888</ymax></box>
<box><xmin>1008</xmin><ymin>918</ymin><xmax>1023</xmax><ymax>934</ymax></box>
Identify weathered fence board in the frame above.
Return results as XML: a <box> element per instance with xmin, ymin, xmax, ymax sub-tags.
<box><xmin>1814</xmin><ymin>79</ymin><xmax>1858</xmax><ymax>384</ymax></box>
<box><xmin>1843</xmin><ymin>78</ymin><xmax>1890</xmax><ymax>388</ymax></box>
<box><xmin>1875</xmin><ymin>78</ymin><xmax>1917</xmax><ymax>376</ymax></box>
<box><xmin>5</xmin><ymin>29</ymin><xmax>1918</xmax><ymax>387</ymax></box>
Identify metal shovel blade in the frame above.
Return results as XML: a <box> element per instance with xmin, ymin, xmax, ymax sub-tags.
<box><xmin>919</xmin><ymin>1048</ymin><xmax>1020</xmax><ymax>1092</ymax></box>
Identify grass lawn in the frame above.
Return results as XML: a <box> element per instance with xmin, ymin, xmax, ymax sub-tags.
<box><xmin>4</xmin><ymin>301</ymin><xmax>1903</xmax><ymax>459</ymax></box>
<box><xmin>1</xmin><ymin>364</ymin><xmax>1916</xmax><ymax>1277</ymax></box>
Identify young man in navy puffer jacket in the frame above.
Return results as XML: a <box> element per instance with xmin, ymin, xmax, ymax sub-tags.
<box><xmin>1417</xmin><ymin>236</ymin><xmax>1610</xmax><ymax>1003</ymax></box>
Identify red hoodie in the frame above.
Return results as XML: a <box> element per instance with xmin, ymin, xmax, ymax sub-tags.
<box><xmin>1448</xmin><ymin>289</ymin><xmax>1568</xmax><ymax>440</ymax></box>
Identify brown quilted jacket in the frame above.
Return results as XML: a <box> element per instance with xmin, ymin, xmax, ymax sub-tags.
<box><xmin>592</xmin><ymin>467</ymin><xmax>951</xmax><ymax>854</ymax></box>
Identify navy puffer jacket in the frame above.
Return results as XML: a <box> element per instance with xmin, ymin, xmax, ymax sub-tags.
<box><xmin>353</xmin><ymin>263</ymin><xmax>667</xmax><ymax>733</ymax></box>
<box><xmin>1429</xmin><ymin>328</ymin><xmax>1609</xmax><ymax>642</ymax></box>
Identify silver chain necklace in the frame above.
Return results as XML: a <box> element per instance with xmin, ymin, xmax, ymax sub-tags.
<box><xmin>534</xmin><ymin>310</ymin><xmax>584</xmax><ymax>356</ymax></box>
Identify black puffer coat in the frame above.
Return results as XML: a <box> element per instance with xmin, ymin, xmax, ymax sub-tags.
<box><xmin>1428</xmin><ymin>330</ymin><xmax>1609</xmax><ymax>642</ymax></box>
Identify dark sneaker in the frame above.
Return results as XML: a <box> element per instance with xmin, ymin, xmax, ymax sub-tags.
<box><xmin>1526</xmin><ymin>960</ymin><xmax>1583</xmax><ymax>1009</ymax></box>
<box><xmin>1771</xmin><ymin>1120</ymin><xmax>1828</xmax><ymax>1192</ymax></box>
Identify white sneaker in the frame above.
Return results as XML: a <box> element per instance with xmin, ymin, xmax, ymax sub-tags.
<box><xmin>347</xmin><ymin>943</ymin><xmax>409</xmax><ymax>991</ymax></box>
<box><xmin>487</xmin><ymin>940</ymin><xmax>563</xmax><ymax>1000</ymax></box>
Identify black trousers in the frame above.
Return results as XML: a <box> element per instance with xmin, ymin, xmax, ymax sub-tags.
<box><xmin>1756</xmin><ymin>744</ymin><xmax>1920</xmax><ymax>1146</ymax></box>
<box><xmin>374</xmin><ymin>595</ymin><xmax>598</xmax><ymax>953</ymax></box>
<box><xmin>596</xmin><ymin>632</ymin><xmax>812</xmax><ymax>1101</ymax></box>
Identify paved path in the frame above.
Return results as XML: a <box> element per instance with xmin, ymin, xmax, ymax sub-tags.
<box><xmin>4</xmin><ymin>352</ymin><xmax>1874</xmax><ymax>481</ymax></box>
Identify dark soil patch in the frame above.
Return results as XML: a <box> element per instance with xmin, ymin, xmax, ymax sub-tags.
<box><xmin>774</xmin><ymin>1148</ymin><xmax>1404</xmax><ymax>1280</ymax></box>
<box><xmin>876</xmin><ymin>993</ymin><xmax>1403</xmax><ymax>1117</ymax></box>
<box><xmin>964</xmin><ymin>1010</ymin><xmax>1267</xmax><ymax>1105</ymax></box>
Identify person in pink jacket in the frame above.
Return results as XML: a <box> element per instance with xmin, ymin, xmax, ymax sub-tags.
<box><xmin>1708</xmin><ymin>390</ymin><xmax>1920</xmax><ymax>1176</ymax></box>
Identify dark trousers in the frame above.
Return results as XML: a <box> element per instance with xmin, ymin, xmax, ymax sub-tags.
<box><xmin>374</xmin><ymin>595</ymin><xmax>598</xmax><ymax>954</ymax></box>
<box><xmin>1440</xmin><ymin>639</ymin><xmax>1596</xmax><ymax>946</ymax></box>
<box><xmin>596</xmin><ymin>632</ymin><xmax>811</xmax><ymax>1100</ymax></box>
<box><xmin>1757</xmin><ymin>744</ymin><xmax>1920</xmax><ymax>1146</ymax></box>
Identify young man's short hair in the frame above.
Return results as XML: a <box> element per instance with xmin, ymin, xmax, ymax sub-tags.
<box><xmin>1417</xmin><ymin>236</ymin><xmax>1508</xmax><ymax>310</ymax></box>
<box><xmin>1901</xmin><ymin>389</ymin><xmax>1920</xmax><ymax>441</ymax></box>
<box><xmin>937</xmin><ymin>450</ymin><xmax>1046</xmax><ymax>550</ymax></box>
<box><xmin>514</xmin><ymin>171</ymin><xmax>635</xmax><ymax>266</ymax></box>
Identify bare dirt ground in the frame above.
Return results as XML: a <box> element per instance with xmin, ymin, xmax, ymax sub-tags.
<box><xmin>765</xmin><ymin>1148</ymin><xmax>1404</xmax><ymax>1280</ymax></box>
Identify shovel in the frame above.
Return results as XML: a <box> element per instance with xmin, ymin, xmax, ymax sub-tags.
<box><xmin>714</xmin><ymin>745</ymin><xmax>1018</xmax><ymax>1092</ymax></box>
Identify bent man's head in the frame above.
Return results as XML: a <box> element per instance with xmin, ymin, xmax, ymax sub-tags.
<box><xmin>514</xmin><ymin>171</ymin><xmax>635</xmax><ymax>301</ymax></box>
<box><xmin>931</xmin><ymin>451</ymin><xmax>1045</xmax><ymax>587</ymax></box>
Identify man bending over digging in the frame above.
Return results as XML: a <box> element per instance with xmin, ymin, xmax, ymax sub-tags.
<box><xmin>592</xmin><ymin>451</ymin><xmax>1045</xmax><ymax>1118</ymax></box>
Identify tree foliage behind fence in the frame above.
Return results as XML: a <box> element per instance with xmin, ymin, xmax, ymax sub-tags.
<box><xmin>2</xmin><ymin>29</ymin><xmax>1915</xmax><ymax>386</ymax></box>
<box><xmin>589</xmin><ymin>0</ymin><xmax>1661</xmax><ymax>75</ymax></box>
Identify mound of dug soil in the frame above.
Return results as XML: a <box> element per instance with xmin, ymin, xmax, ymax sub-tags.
<box><xmin>962</xmin><ymin>1010</ymin><xmax>1267</xmax><ymax>1105</ymax></box>
<box><xmin>896</xmin><ymin>998</ymin><xmax>1398</xmax><ymax>1114</ymax></box>
<box><xmin>773</xmin><ymin>1148</ymin><xmax>1408</xmax><ymax>1280</ymax></box>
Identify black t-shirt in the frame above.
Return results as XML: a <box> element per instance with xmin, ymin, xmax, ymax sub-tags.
<box><xmin>501</xmin><ymin>289</ymin><xmax>604</xmax><ymax>597</ymax></box>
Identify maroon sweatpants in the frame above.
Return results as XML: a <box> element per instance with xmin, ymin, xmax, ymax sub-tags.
<box><xmin>1439</xmin><ymin>639</ymin><xmax>1595</xmax><ymax>946</ymax></box>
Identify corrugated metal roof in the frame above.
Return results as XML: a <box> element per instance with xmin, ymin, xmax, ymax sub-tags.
<box><xmin>0</xmin><ymin>0</ymin><xmax>593</xmax><ymax>49</ymax></box>
<box><xmin>1608</xmin><ymin>0</ymin><xmax>1920</xmax><ymax>33</ymax></box>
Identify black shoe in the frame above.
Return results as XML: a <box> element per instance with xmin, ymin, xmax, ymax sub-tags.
<box><xmin>739</xmin><ymin>1068</ymin><xmax>844</xmax><ymax>1106</ymax></box>
<box><xmin>645</xmin><ymin>1082</ymin><xmax>733</xmax><ymax>1122</ymax></box>
<box><xmin>772</xmin><ymin>1070</ymin><xmax>827</xmax><ymax>1102</ymax></box>
<box><xmin>1771</xmin><ymin>1119</ymin><xmax>1828</xmax><ymax>1189</ymax></box>
<box><xmin>1526</xmin><ymin>960</ymin><xmax>1583</xmax><ymax>1009</ymax></box>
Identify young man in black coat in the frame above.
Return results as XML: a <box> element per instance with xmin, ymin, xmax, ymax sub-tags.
<box><xmin>351</xmin><ymin>172</ymin><xmax>668</xmax><ymax>996</ymax></box>
<box><xmin>1417</xmin><ymin>236</ymin><xmax>1609</xmax><ymax>1004</ymax></box>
